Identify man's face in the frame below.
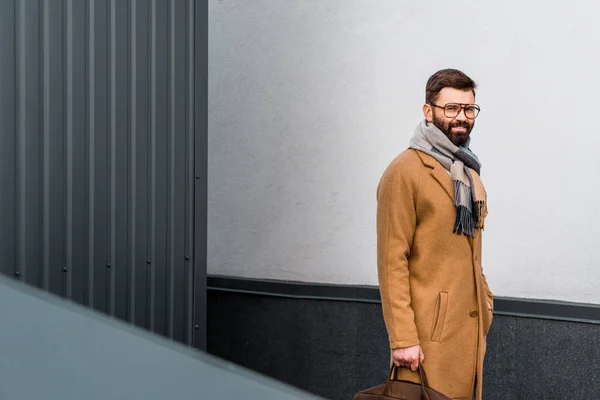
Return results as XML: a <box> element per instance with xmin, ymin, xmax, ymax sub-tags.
<box><xmin>424</xmin><ymin>87</ymin><xmax>476</xmax><ymax>147</ymax></box>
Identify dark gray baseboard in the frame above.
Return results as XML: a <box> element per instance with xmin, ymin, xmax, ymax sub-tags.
<box><xmin>206</xmin><ymin>275</ymin><xmax>600</xmax><ymax>400</ymax></box>
<box><xmin>207</xmin><ymin>275</ymin><xmax>600</xmax><ymax>324</ymax></box>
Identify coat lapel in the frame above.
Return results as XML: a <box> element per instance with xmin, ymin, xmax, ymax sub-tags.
<box><xmin>413</xmin><ymin>150</ymin><xmax>454</xmax><ymax>203</ymax></box>
<box><xmin>413</xmin><ymin>149</ymin><xmax>476</xmax><ymax>252</ymax></box>
<box><xmin>430</xmin><ymin>164</ymin><xmax>454</xmax><ymax>203</ymax></box>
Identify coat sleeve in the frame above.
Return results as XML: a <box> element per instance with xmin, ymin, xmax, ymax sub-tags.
<box><xmin>376</xmin><ymin>158</ymin><xmax>420</xmax><ymax>349</ymax></box>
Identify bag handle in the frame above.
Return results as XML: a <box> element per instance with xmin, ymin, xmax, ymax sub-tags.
<box><xmin>383</xmin><ymin>364</ymin><xmax>431</xmax><ymax>400</ymax></box>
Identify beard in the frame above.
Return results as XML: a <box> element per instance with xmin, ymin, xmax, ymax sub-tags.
<box><xmin>432</xmin><ymin>113</ymin><xmax>474</xmax><ymax>147</ymax></box>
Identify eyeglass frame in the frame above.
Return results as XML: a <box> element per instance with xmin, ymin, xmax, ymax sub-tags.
<box><xmin>429</xmin><ymin>102</ymin><xmax>481</xmax><ymax>119</ymax></box>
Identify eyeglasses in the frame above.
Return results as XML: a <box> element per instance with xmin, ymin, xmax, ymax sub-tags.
<box><xmin>430</xmin><ymin>103</ymin><xmax>481</xmax><ymax>119</ymax></box>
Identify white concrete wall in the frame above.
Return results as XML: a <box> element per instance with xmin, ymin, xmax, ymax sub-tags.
<box><xmin>208</xmin><ymin>0</ymin><xmax>600</xmax><ymax>304</ymax></box>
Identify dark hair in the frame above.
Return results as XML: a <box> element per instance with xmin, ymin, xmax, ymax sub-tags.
<box><xmin>425</xmin><ymin>69</ymin><xmax>477</xmax><ymax>104</ymax></box>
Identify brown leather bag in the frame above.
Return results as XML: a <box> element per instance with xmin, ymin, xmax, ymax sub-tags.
<box><xmin>354</xmin><ymin>364</ymin><xmax>452</xmax><ymax>400</ymax></box>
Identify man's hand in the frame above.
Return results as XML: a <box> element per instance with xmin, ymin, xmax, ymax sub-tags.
<box><xmin>392</xmin><ymin>345</ymin><xmax>424</xmax><ymax>371</ymax></box>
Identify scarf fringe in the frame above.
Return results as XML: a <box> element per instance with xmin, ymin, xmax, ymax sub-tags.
<box><xmin>453</xmin><ymin>205</ymin><xmax>475</xmax><ymax>237</ymax></box>
<box><xmin>453</xmin><ymin>180</ymin><xmax>478</xmax><ymax>237</ymax></box>
<box><xmin>453</xmin><ymin>181</ymin><xmax>487</xmax><ymax>236</ymax></box>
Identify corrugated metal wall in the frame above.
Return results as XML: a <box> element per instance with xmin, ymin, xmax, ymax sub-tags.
<box><xmin>0</xmin><ymin>0</ymin><xmax>206</xmax><ymax>348</ymax></box>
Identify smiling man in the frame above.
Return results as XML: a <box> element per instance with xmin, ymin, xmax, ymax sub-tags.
<box><xmin>376</xmin><ymin>69</ymin><xmax>494</xmax><ymax>400</ymax></box>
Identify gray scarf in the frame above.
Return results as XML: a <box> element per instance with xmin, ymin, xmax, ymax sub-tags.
<box><xmin>409</xmin><ymin>120</ymin><xmax>487</xmax><ymax>237</ymax></box>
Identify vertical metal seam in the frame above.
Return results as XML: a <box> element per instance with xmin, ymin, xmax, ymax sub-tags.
<box><xmin>193</xmin><ymin>0</ymin><xmax>207</xmax><ymax>351</ymax></box>
<box><xmin>88</xmin><ymin>0</ymin><xmax>95</xmax><ymax>308</ymax></box>
<box><xmin>149</xmin><ymin>0</ymin><xmax>156</xmax><ymax>331</ymax></box>
<box><xmin>65</xmin><ymin>0</ymin><xmax>74</xmax><ymax>299</ymax></box>
<box><xmin>186</xmin><ymin>0</ymin><xmax>195</xmax><ymax>346</ymax></box>
<box><xmin>61</xmin><ymin>0</ymin><xmax>67</xmax><ymax>298</ymax></box>
<box><xmin>9</xmin><ymin>0</ymin><xmax>17</xmax><ymax>279</ymax></box>
<box><xmin>16</xmin><ymin>0</ymin><xmax>27</xmax><ymax>280</ymax></box>
<box><xmin>61</xmin><ymin>0</ymin><xmax>66</xmax><ymax>298</ymax></box>
<box><xmin>168</xmin><ymin>0</ymin><xmax>176</xmax><ymax>339</ymax></box>
<box><xmin>193</xmin><ymin>0</ymin><xmax>201</xmax><ymax>349</ymax></box>
<box><xmin>129</xmin><ymin>0</ymin><xmax>137</xmax><ymax>324</ymax></box>
<box><xmin>109</xmin><ymin>0</ymin><xmax>117</xmax><ymax>316</ymax></box>
<box><xmin>43</xmin><ymin>0</ymin><xmax>51</xmax><ymax>291</ymax></box>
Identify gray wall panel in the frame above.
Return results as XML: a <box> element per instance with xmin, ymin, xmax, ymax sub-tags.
<box><xmin>67</xmin><ymin>0</ymin><xmax>90</xmax><ymax>305</ymax></box>
<box><xmin>1</xmin><ymin>0</ymin><xmax>206</xmax><ymax>348</ymax></box>
<box><xmin>151</xmin><ymin>0</ymin><xmax>169</xmax><ymax>337</ymax></box>
<box><xmin>111</xmin><ymin>0</ymin><xmax>131</xmax><ymax>322</ymax></box>
<box><xmin>90</xmin><ymin>0</ymin><xmax>110</xmax><ymax>315</ymax></box>
<box><xmin>0</xmin><ymin>0</ymin><xmax>17</xmax><ymax>278</ymax></box>
<box><xmin>171</xmin><ymin>0</ymin><xmax>189</xmax><ymax>341</ymax></box>
<box><xmin>21</xmin><ymin>0</ymin><xmax>42</xmax><ymax>287</ymax></box>
<box><xmin>43</xmin><ymin>0</ymin><xmax>64</xmax><ymax>297</ymax></box>
<box><xmin>131</xmin><ymin>0</ymin><xmax>150</xmax><ymax>330</ymax></box>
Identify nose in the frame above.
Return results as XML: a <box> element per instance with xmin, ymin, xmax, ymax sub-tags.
<box><xmin>455</xmin><ymin>107</ymin><xmax>468</xmax><ymax>121</ymax></box>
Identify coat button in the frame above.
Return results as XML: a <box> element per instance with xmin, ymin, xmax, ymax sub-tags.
<box><xmin>470</xmin><ymin>311</ymin><xmax>478</xmax><ymax>317</ymax></box>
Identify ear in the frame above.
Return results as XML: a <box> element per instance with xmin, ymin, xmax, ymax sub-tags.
<box><xmin>423</xmin><ymin>104</ymin><xmax>433</xmax><ymax>123</ymax></box>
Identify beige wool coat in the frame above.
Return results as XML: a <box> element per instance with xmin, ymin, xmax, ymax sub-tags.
<box><xmin>376</xmin><ymin>149</ymin><xmax>494</xmax><ymax>400</ymax></box>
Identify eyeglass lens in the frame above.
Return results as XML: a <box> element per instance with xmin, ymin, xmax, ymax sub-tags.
<box><xmin>444</xmin><ymin>103</ymin><xmax>479</xmax><ymax>119</ymax></box>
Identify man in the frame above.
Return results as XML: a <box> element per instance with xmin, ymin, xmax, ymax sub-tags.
<box><xmin>376</xmin><ymin>69</ymin><xmax>494</xmax><ymax>400</ymax></box>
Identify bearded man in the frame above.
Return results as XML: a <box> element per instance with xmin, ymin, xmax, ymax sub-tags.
<box><xmin>376</xmin><ymin>68</ymin><xmax>494</xmax><ymax>400</ymax></box>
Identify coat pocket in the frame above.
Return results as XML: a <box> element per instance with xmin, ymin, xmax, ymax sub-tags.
<box><xmin>430</xmin><ymin>291</ymin><xmax>448</xmax><ymax>343</ymax></box>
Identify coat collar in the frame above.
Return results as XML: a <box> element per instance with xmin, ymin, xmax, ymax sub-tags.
<box><xmin>413</xmin><ymin>150</ymin><xmax>454</xmax><ymax>203</ymax></box>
